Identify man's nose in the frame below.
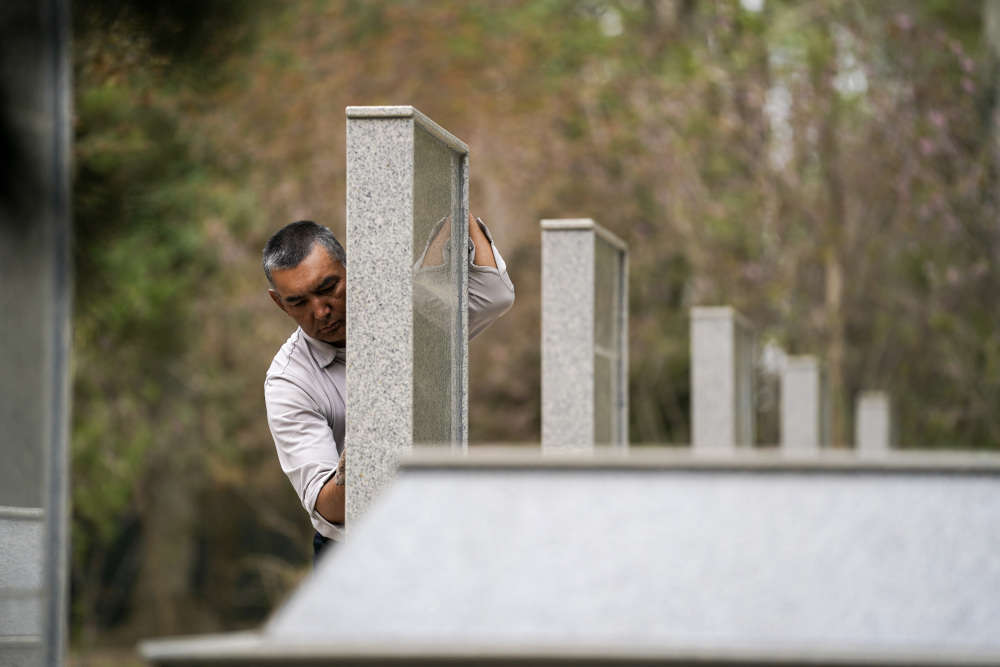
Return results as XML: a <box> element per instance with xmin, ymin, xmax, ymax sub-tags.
<box><xmin>312</xmin><ymin>299</ymin><xmax>331</xmax><ymax>320</ymax></box>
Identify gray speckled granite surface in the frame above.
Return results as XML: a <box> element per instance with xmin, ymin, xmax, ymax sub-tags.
<box><xmin>140</xmin><ymin>452</ymin><xmax>1000</xmax><ymax>665</ymax></box>
<box><xmin>541</xmin><ymin>219</ymin><xmax>628</xmax><ymax>451</ymax></box>
<box><xmin>268</xmin><ymin>461</ymin><xmax>1000</xmax><ymax>658</ymax></box>
<box><xmin>345</xmin><ymin>111</ymin><xmax>415</xmax><ymax>529</ymax></box>
<box><xmin>541</xmin><ymin>223</ymin><xmax>594</xmax><ymax>451</ymax></box>
<box><xmin>345</xmin><ymin>106</ymin><xmax>469</xmax><ymax>528</ymax></box>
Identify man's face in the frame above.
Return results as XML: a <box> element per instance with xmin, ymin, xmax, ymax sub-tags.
<box><xmin>269</xmin><ymin>243</ymin><xmax>347</xmax><ymax>346</ymax></box>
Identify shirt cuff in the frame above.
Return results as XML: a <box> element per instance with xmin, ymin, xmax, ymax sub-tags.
<box><xmin>309</xmin><ymin>470</ymin><xmax>345</xmax><ymax>540</ymax></box>
<box><xmin>469</xmin><ymin>218</ymin><xmax>508</xmax><ymax>272</ymax></box>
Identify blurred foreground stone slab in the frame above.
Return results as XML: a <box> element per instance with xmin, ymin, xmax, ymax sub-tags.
<box><xmin>142</xmin><ymin>448</ymin><xmax>1000</xmax><ymax>666</ymax></box>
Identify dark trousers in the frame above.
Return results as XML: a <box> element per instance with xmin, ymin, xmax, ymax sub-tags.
<box><xmin>313</xmin><ymin>531</ymin><xmax>334</xmax><ymax>567</ymax></box>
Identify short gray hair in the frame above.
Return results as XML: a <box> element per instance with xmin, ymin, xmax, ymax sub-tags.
<box><xmin>262</xmin><ymin>220</ymin><xmax>346</xmax><ymax>288</ymax></box>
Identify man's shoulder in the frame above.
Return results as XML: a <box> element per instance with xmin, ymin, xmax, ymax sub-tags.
<box><xmin>266</xmin><ymin>328</ymin><xmax>314</xmax><ymax>380</ymax></box>
<box><xmin>264</xmin><ymin>329</ymin><xmax>338</xmax><ymax>415</ymax></box>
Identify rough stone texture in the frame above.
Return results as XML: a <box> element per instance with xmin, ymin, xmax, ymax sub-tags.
<box><xmin>691</xmin><ymin>307</ymin><xmax>755</xmax><ymax>450</ymax></box>
<box><xmin>856</xmin><ymin>391</ymin><xmax>893</xmax><ymax>453</ymax></box>
<box><xmin>345</xmin><ymin>106</ymin><xmax>469</xmax><ymax>528</ymax></box>
<box><xmin>0</xmin><ymin>2</ymin><xmax>72</xmax><ymax>665</ymax></box>
<box><xmin>541</xmin><ymin>220</ymin><xmax>628</xmax><ymax>451</ymax></box>
<box><xmin>781</xmin><ymin>356</ymin><xmax>831</xmax><ymax>452</ymax></box>
<box><xmin>541</xmin><ymin>223</ymin><xmax>593</xmax><ymax>451</ymax></box>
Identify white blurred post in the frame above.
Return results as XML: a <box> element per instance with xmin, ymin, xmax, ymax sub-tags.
<box><xmin>856</xmin><ymin>391</ymin><xmax>894</xmax><ymax>453</ymax></box>
<box><xmin>691</xmin><ymin>307</ymin><xmax>755</xmax><ymax>451</ymax></box>
<box><xmin>781</xmin><ymin>356</ymin><xmax>831</xmax><ymax>453</ymax></box>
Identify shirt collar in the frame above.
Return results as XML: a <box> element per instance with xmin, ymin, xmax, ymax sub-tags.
<box><xmin>300</xmin><ymin>328</ymin><xmax>346</xmax><ymax>368</ymax></box>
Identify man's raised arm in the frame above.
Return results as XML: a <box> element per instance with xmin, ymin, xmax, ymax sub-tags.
<box><xmin>315</xmin><ymin>448</ymin><xmax>346</xmax><ymax>524</ymax></box>
<box><xmin>468</xmin><ymin>212</ymin><xmax>515</xmax><ymax>339</ymax></box>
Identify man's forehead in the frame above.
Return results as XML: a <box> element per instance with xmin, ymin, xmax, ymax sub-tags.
<box><xmin>273</xmin><ymin>246</ymin><xmax>345</xmax><ymax>295</ymax></box>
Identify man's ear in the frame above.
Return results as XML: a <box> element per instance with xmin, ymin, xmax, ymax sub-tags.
<box><xmin>268</xmin><ymin>289</ymin><xmax>288</xmax><ymax>314</ymax></box>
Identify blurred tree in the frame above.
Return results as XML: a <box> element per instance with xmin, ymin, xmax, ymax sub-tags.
<box><xmin>70</xmin><ymin>0</ymin><xmax>294</xmax><ymax>653</ymax></box>
<box><xmin>70</xmin><ymin>0</ymin><xmax>1000</xmax><ymax>654</ymax></box>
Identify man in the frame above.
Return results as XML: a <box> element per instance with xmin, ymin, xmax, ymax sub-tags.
<box><xmin>263</xmin><ymin>212</ymin><xmax>514</xmax><ymax>560</ymax></box>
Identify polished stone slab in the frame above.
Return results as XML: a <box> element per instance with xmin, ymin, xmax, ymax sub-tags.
<box><xmin>541</xmin><ymin>219</ymin><xmax>628</xmax><ymax>451</ymax></box>
<box><xmin>345</xmin><ymin>106</ymin><xmax>470</xmax><ymax>528</ymax></box>
<box><xmin>141</xmin><ymin>449</ymin><xmax>1000</xmax><ymax>666</ymax></box>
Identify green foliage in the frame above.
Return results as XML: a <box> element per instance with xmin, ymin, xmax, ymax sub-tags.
<box><xmin>70</xmin><ymin>0</ymin><xmax>279</xmax><ymax>646</ymax></box>
<box><xmin>72</xmin><ymin>41</ymin><xmax>214</xmax><ymax>558</ymax></box>
<box><xmin>69</xmin><ymin>0</ymin><xmax>1000</xmax><ymax>651</ymax></box>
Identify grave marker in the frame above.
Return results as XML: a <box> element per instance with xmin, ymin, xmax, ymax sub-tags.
<box><xmin>691</xmin><ymin>307</ymin><xmax>755</xmax><ymax>450</ymax></box>
<box><xmin>781</xmin><ymin>355</ymin><xmax>831</xmax><ymax>452</ymax></box>
<box><xmin>856</xmin><ymin>391</ymin><xmax>894</xmax><ymax>453</ymax></box>
<box><xmin>541</xmin><ymin>219</ymin><xmax>629</xmax><ymax>451</ymax></box>
<box><xmin>345</xmin><ymin>106</ymin><xmax>470</xmax><ymax>527</ymax></box>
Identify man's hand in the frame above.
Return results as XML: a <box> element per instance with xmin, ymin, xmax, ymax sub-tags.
<box><xmin>469</xmin><ymin>212</ymin><xmax>497</xmax><ymax>269</ymax></box>
<box><xmin>316</xmin><ymin>449</ymin><xmax>346</xmax><ymax>524</ymax></box>
<box><xmin>334</xmin><ymin>448</ymin><xmax>346</xmax><ymax>485</ymax></box>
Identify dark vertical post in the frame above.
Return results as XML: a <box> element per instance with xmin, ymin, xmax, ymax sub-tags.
<box><xmin>0</xmin><ymin>1</ymin><xmax>72</xmax><ymax>664</ymax></box>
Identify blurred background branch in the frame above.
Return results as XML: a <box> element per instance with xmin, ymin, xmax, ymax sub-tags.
<box><xmin>67</xmin><ymin>0</ymin><xmax>1000</xmax><ymax>660</ymax></box>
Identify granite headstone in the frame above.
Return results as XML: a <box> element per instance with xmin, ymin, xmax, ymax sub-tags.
<box><xmin>541</xmin><ymin>219</ymin><xmax>628</xmax><ymax>451</ymax></box>
<box><xmin>856</xmin><ymin>391</ymin><xmax>894</xmax><ymax>453</ymax></box>
<box><xmin>781</xmin><ymin>355</ymin><xmax>831</xmax><ymax>452</ymax></box>
<box><xmin>691</xmin><ymin>307</ymin><xmax>755</xmax><ymax>450</ymax></box>
<box><xmin>344</xmin><ymin>106</ymin><xmax>470</xmax><ymax>527</ymax></box>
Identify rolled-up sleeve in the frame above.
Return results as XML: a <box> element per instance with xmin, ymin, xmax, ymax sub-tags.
<box><xmin>264</xmin><ymin>375</ymin><xmax>344</xmax><ymax>539</ymax></box>
<box><xmin>468</xmin><ymin>219</ymin><xmax>515</xmax><ymax>339</ymax></box>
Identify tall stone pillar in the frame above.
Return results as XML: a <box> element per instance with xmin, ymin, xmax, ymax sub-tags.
<box><xmin>541</xmin><ymin>219</ymin><xmax>629</xmax><ymax>452</ymax></box>
<box><xmin>690</xmin><ymin>307</ymin><xmax>755</xmax><ymax>451</ymax></box>
<box><xmin>345</xmin><ymin>106</ymin><xmax>470</xmax><ymax>527</ymax></box>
